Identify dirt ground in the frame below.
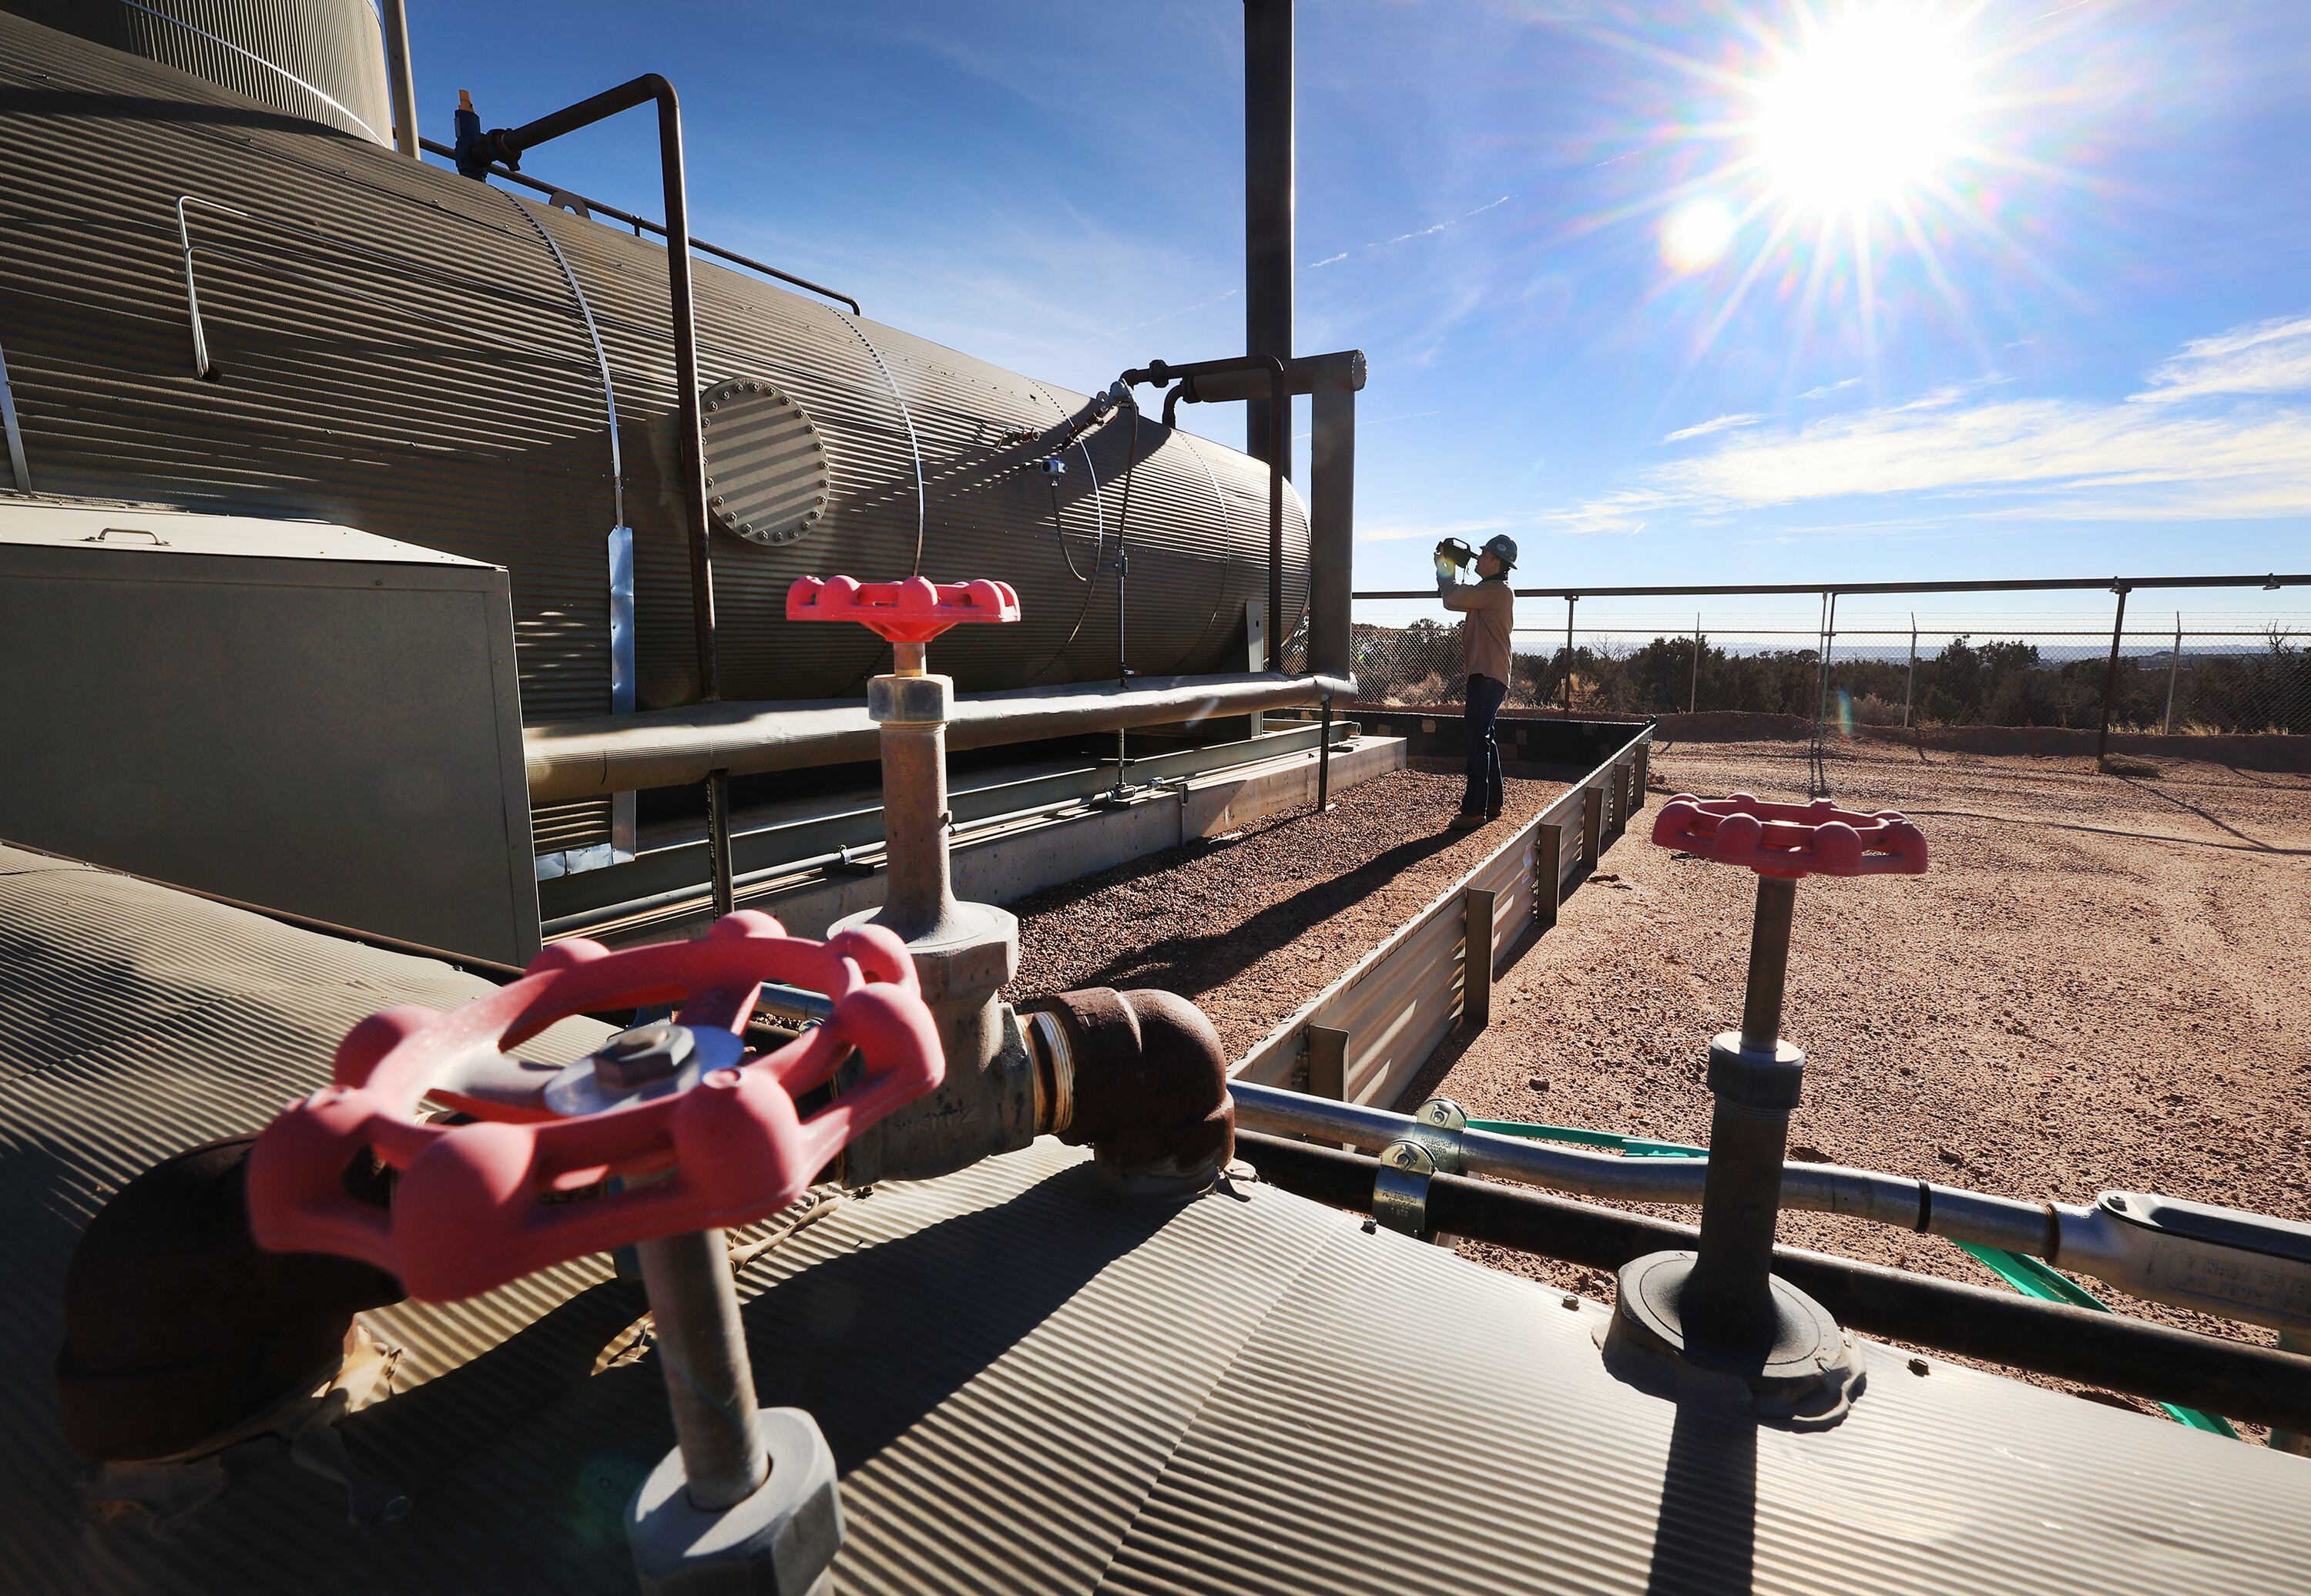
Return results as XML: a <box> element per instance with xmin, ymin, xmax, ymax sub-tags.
<box><xmin>1421</xmin><ymin>736</ymin><xmax>2311</xmax><ymax>1424</ymax></box>
<box><xmin>1009</xmin><ymin>764</ymin><xmax>1562</xmax><ymax>1057</ymax></box>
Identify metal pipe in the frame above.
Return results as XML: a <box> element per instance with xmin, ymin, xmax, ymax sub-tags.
<box><xmin>525</xmin><ymin>669</ymin><xmax>1353</xmax><ymax>804</ymax></box>
<box><xmin>1226</xmin><ymin>1081</ymin><xmax>2048</xmax><ymax>1254</ymax></box>
<box><xmin>1236</xmin><ymin>1132</ymin><xmax>2311</xmax><ymax>1437</ymax></box>
<box><xmin>1164</xmin><ymin>350</ymin><xmax>1365</xmax><ymax>682</ymax></box>
<box><xmin>2097</xmin><ymin>585</ymin><xmax>2132</xmax><ymax>763</ymax></box>
<box><xmin>1738</xmin><ymin>876</ymin><xmax>1795</xmax><ymax>1051</ymax></box>
<box><xmin>1123</xmin><ymin>355</ymin><xmax>1289</xmax><ymax>669</ymax></box>
<box><xmin>875</xmin><ymin>709</ymin><xmax>954</xmax><ymax>942</ymax></box>
<box><xmin>1316</xmin><ymin>695</ymin><xmax>1333</xmax><ymax>813</ymax></box>
<box><xmin>1307</xmin><ymin>373</ymin><xmax>1358</xmax><ymax>680</ymax></box>
<box><xmin>1244</xmin><ymin>0</ymin><xmax>1294</xmax><ymax>481</ymax></box>
<box><xmin>415</xmin><ymin>139</ymin><xmax>860</xmax><ymax>316</ymax></box>
<box><xmin>1682</xmin><ymin>874</ymin><xmax>1800</xmax><ymax>1356</ymax></box>
<box><xmin>380</xmin><ymin>0</ymin><xmax>419</xmax><ymax>157</ymax></box>
<box><xmin>633</xmin><ymin>1229</ymin><xmax>766</xmax><ymax>1510</ymax></box>
<box><xmin>1356</xmin><ymin>572</ymin><xmax>2310</xmax><ymax>601</ymax></box>
<box><xmin>481</xmin><ymin>75</ymin><xmax>732</xmax><ymax>912</ymax></box>
<box><xmin>1146</xmin><ymin>353</ymin><xmax>1294</xmax><ymax>669</ymax></box>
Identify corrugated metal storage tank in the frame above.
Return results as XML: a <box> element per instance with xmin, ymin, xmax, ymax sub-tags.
<box><xmin>0</xmin><ymin>8</ymin><xmax>1309</xmax><ymax>851</ymax></box>
<box><xmin>5</xmin><ymin>0</ymin><xmax>391</xmax><ymax>142</ymax></box>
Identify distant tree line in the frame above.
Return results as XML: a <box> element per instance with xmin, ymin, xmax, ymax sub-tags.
<box><xmin>1350</xmin><ymin>622</ymin><xmax>2308</xmax><ymax>734</ymax></box>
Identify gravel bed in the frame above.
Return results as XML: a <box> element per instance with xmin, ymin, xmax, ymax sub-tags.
<box><xmin>1009</xmin><ymin>763</ymin><xmax>1561</xmax><ymax>1058</ymax></box>
<box><xmin>1420</xmin><ymin>737</ymin><xmax>2311</xmax><ymax>1429</ymax></box>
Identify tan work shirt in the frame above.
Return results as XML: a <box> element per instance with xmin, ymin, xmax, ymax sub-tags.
<box><xmin>1441</xmin><ymin>575</ymin><xmax>1514</xmax><ymax>686</ymax></box>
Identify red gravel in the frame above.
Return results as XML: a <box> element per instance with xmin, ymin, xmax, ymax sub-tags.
<box><xmin>1425</xmin><ymin>736</ymin><xmax>2311</xmax><ymax>1426</ymax></box>
<box><xmin>1009</xmin><ymin>765</ymin><xmax>1560</xmax><ymax>1058</ymax></box>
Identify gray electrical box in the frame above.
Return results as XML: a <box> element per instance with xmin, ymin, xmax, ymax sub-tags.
<box><xmin>0</xmin><ymin>502</ymin><xmax>539</xmax><ymax>961</ymax></box>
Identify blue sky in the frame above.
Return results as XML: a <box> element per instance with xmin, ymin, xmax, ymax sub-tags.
<box><xmin>407</xmin><ymin>1</ymin><xmax>2311</xmax><ymax>629</ymax></box>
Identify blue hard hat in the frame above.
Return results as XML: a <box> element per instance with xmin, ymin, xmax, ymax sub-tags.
<box><xmin>1481</xmin><ymin>534</ymin><xmax>1519</xmax><ymax>569</ymax></box>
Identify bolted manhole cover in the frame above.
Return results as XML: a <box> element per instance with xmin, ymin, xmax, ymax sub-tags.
<box><xmin>699</xmin><ymin>377</ymin><xmax>831</xmax><ymax>546</ymax></box>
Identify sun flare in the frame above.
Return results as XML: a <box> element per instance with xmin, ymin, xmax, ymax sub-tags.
<box><xmin>1757</xmin><ymin>10</ymin><xmax>1971</xmax><ymax>213</ymax></box>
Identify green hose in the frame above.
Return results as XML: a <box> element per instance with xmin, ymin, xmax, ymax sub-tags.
<box><xmin>1469</xmin><ymin>1117</ymin><xmax>2239</xmax><ymax>1438</ymax></box>
<box><xmin>1954</xmin><ymin>1242</ymin><xmax>2238</xmax><ymax>1437</ymax></box>
<box><xmin>1464</xmin><ymin>1118</ymin><xmax>1704</xmax><ymax>1160</ymax></box>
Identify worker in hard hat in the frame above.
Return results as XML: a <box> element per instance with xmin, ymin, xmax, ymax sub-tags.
<box><xmin>1435</xmin><ymin>533</ymin><xmax>1518</xmax><ymax>826</ymax></box>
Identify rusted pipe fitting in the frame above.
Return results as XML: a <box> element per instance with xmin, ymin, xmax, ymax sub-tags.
<box><xmin>1025</xmin><ymin>989</ymin><xmax>1233</xmax><ymax>1193</ymax></box>
<box><xmin>55</xmin><ymin>1136</ymin><xmax>405</xmax><ymax>1463</ymax></box>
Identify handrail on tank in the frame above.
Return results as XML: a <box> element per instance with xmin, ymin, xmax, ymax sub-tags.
<box><xmin>172</xmin><ymin>194</ymin><xmax>587</xmax><ymax>380</ymax></box>
<box><xmin>417</xmin><ymin>136</ymin><xmax>862</xmax><ymax>317</ymax></box>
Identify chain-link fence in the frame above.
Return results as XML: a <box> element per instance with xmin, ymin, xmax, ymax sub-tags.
<box><xmin>1339</xmin><ymin>598</ymin><xmax>2310</xmax><ymax>736</ymax></box>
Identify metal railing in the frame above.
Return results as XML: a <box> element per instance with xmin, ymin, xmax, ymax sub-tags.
<box><xmin>1341</xmin><ymin>574</ymin><xmax>2311</xmax><ymax>742</ymax></box>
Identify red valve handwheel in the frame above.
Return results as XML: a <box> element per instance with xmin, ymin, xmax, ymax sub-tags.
<box><xmin>1651</xmin><ymin>793</ymin><xmax>1928</xmax><ymax>880</ymax></box>
<box><xmin>786</xmin><ymin>574</ymin><xmax>1021</xmax><ymax>644</ymax></box>
<box><xmin>245</xmin><ymin>911</ymin><xmax>943</xmax><ymax>1302</ymax></box>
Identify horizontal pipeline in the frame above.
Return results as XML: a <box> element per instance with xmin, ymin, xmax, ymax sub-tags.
<box><xmin>1229</xmin><ymin>1081</ymin><xmax>2054</xmax><ymax>1256</ymax></box>
<box><xmin>525</xmin><ymin>671</ymin><xmax>1353</xmax><ymax>804</ymax></box>
<box><xmin>1236</xmin><ymin>1132</ymin><xmax>2311</xmax><ymax>1437</ymax></box>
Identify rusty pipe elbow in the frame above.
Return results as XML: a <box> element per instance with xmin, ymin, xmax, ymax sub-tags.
<box><xmin>55</xmin><ymin>1135</ymin><xmax>405</xmax><ymax>1463</ymax></box>
<box><xmin>1025</xmin><ymin>989</ymin><xmax>1233</xmax><ymax>1194</ymax></box>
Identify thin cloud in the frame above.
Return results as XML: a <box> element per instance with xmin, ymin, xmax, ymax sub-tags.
<box><xmin>1796</xmin><ymin>377</ymin><xmax>1860</xmax><ymax>401</ymax></box>
<box><xmin>1308</xmin><ymin>195</ymin><xmax>1513</xmax><ymax>270</ymax></box>
<box><xmin>2133</xmin><ymin>314</ymin><xmax>2311</xmax><ymax>404</ymax></box>
<box><xmin>1122</xmin><ymin>283</ymin><xmax>1238</xmax><ymax>333</ymax></box>
<box><xmin>1548</xmin><ymin>313</ymin><xmax>2311</xmax><ymax>531</ymax></box>
<box><xmin>1662</xmin><ymin>412</ymin><xmax>1765</xmax><ymax>444</ymax></box>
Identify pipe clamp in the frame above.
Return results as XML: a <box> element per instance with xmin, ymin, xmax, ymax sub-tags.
<box><xmin>1402</xmin><ymin>1096</ymin><xmax>1468</xmax><ymax>1174</ymax></box>
<box><xmin>1372</xmin><ymin>1139</ymin><xmax>1437</xmax><ymax>1237</ymax></box>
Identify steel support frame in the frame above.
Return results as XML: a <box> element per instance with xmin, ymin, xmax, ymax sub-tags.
<box><xmin>1243</xmin><ymin>0</ymin><xmax>1294</xmax><ymax>484</ymax></box>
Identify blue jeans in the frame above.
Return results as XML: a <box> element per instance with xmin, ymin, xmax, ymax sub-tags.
<box><xmin>1464</xmin><ymin>673</ymin><xmax>1506</xmax><ymax>815</ymax></box>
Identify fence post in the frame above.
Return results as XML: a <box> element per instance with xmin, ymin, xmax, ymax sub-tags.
<box><xmin>1632</xmin><ymin>736</ymin><xmax>1649</xmax><ymax>811</ymax></box>
<box><xmin>2162</xmin><ymin>611</ymin><xmax>2181</xmax><ymax>736</ymax></box>
<box><xmin>1536</xmin><ymin>822</ymin><xmax>1562</xmax><ymax>930</ymax></box>
<box><xmin>1464</xmin><ymin>887</ymin><xmax>1495</xmax><ymax>1031</ymax></box>
<box><xmin>1306</xmin><ymin>1024</ymin><xmax>1348</xmax><ymax>1101</ymax></box>
<box><xmin>1902</xmin><ymin>612</ymin><xmax>1917</xmax><ymax>729</ymax></box>
<box><xmin>1563</xmin><ymin>595</ymin><xmax>1578</xmax><ymax>716</ymax></box>
<box><xmin>1808</xmin><ymin>590</ymin><xmax>1836</xmax><ymax>798</ymax></box>
<box><xmin>1689</xmin><ymin>612</ymin><xmax>1700</xmax><ymax>714</ymax></box>
<box><xmin>2096</xmin><ymin>584</ymin><xmax>2132</xmax><ymax>764</ymax></box>
<box><xmin>1581</xmin><ymin>780</ymin><xmax>1604</xmax><ymax>867</ymax></box>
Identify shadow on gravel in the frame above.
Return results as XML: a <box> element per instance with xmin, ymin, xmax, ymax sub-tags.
<box><xmin>1060</xmin><ymin>823</ymin><xmax>1466</xmax><ymax>998</ymax></box>
<box><xmin>2115</xmin><ymin>775</ymin><xmax>2288</xmax><ymax>851</ymax></box>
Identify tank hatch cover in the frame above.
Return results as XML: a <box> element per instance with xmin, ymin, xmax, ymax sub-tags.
<box><xmin>700</xmin><ymin>379</ymin><xmax>830</xmax><ymax>547</ymax></box>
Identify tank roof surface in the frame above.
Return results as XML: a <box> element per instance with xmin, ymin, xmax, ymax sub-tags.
<box><xmin>2</xmin><ymin>844</ymin><xmax>2306</xmax><ymax>1593</ymax></box>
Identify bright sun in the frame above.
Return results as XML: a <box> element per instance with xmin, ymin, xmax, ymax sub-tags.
<box><xmin>1758</xmin><ymin>10</ymin><xmax>1971</xmax><ymax>212</ymax></box>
